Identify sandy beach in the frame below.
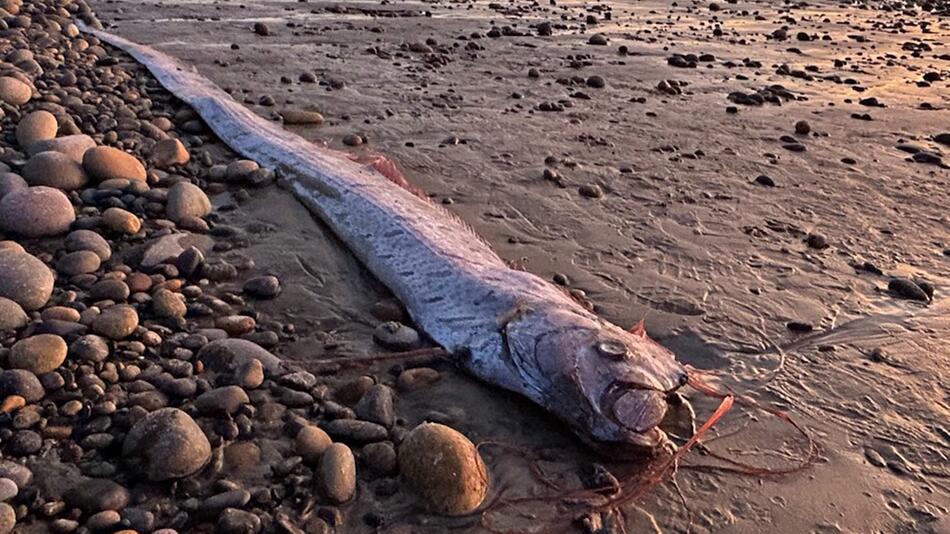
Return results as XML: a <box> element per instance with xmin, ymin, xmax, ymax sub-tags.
<box><xmin>0</xmin><ymin>0</ymin><xmax>946</xmax><ymax>532</ymax></box>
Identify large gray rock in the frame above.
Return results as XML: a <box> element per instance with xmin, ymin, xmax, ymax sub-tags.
<box><xmin>0</xmin><ymin>186</ymin><xmax>75</xmax><ymax>237</ymax></box>
<box><xmin>122</xmin><ymin>408</ymin><xmax>211</xmax><ymax>481</ymax></box>
<box><xmin>0</xmin><ymin>250</ymin><xmax>54</xmax><ymax>310</ymax></box>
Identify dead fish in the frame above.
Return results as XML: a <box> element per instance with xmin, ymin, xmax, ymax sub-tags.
<box><xmin>81</xmin><ymin>24</ymin><xmax>687</xmax><ymax>453</ymax></box>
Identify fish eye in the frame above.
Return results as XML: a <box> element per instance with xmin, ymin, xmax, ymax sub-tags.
<box><xmin>595</xmin><ymin>340</ymin><xmax>628</xmax><ymax>359</ymax></box>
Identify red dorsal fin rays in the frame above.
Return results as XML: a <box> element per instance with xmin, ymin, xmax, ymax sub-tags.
<box><xmin>629</xmin><ymin>318</ymin><xmax>646</xmax><ymax>338</ymax></box>
<box><xmin>347</xmin><ymin>153</ymin><xmax>430</xmax><ymax>202</ymax></box>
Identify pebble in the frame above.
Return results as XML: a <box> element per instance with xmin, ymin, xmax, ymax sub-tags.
<box><xmin>362</xmin><ymin>441</ymin><xmax>398</xmax><ymax>475</ymax></box>
<box><xmin>281</xmin><ymin>110</ymin><xmax>325</xmax><ymax>125</ymax></box>
<box><xmin>243</xmin><ymin>275</ymin><xmax>281</xmax><ymax>298</ymax></box>
<box><xmin>317</xmin><ymin>443</ymin><xmax>356</xmax><ymax>504</ymax></box>
<box><xmin>0</xmin><ymin>186</ymin><xmax>75</xmax><ymax>237</ymax></box>
<box><xmin>0</xmin><ymin>76</ymin><xmax>31</xmax><ymax>106</ymax></box>
<box><xmin>198</xmin><ymin>338</ymin><xmax>282</xmax><ymax>374</ymax></box>
<box><xmin>70</xmin><ymin>335</ymin><xmax>110</xmax><ymax>363</ymax></box>
<box><xmin>166</xmin><ymin>182</ymin><xmax>211</xmax><ymax>223</ymax></box>
<box><xmin>194</xmin><ymin>385</ymin><xmax>250</xmax><ymax>415</ymax></box>
<box><xmin>578</xmin><ymin>183</ymin><xmax>604</xmax><ymax>198</ymax></box>
<box><xmin>56</xmin><ymin>250</ymin><xmax>101</xmax><ymax>276</ymax></box>
<box><xmin>0</xmin><ymin>250</ymin><xmax>54</xmax><ymax>310</ymax></box>
<box><xmin>372</xmin><ymin>321</ymin><xmax>420</xmax><ymax>351</ymax></box>
<box><xmin>0</xmin><ymin>298</ymin><xmax>28</xmax><ymax>331</ymax></box>
<box><xmin>888</xmin><ymin>278</ymin><xmax>930</xmax><ymax>302</ymax></box>
<box><xmin>65</xmin><ymin>230</ymin><xmax>112</xmax><ymax>261</ymax></box>
<box><xmin>323</xmin><ymin>419</ymin><xmax>388</xmax><ymax>444</ymax></box>
<box><xmin>27</xmin><ymin>135</ymin><xmax>96</xmax><ymax>162</ymax></box>
<box><xmin>217</xmin><ymin>508</ymin><xmax>261</xmax><ymax>534</ymax></box>
<box><xmin>92</xmin><ymin>305</ymin><xmax>139</xmax><ymax>339</ymax></box>
<box><xmin>399</xmin><ymin>423</ymin><xmax>488</xmax><ymax>515</ymax></box>
<box><xmin>0</xmin><ymin>370</ymin><xmax>45</xmax><ymax>403</ymax></box>
<box><xmin>64</xmin><ymin>478</ymin><xmax>129</xmax><ymax>513</ymax></box>
<box><xmin>396</xmin><ymin>367</ymin><xmax>441</xmax><ymax>391</ymax></box>
<box><xmin>86</xmin><ymin>510</ymin><xmax>121</xmax><ymax>531</ymax></box>
<box><xmin>226</xmin><ymin>160</ymin><xmax>259</xmax><ymax>182</ymax></box>
<box><xmin>22</xmin><ymin>151</ymin><xmax>88</xmax><ymax>190</ymax></box>
<box><xmin>0</xmin><ymin>478</ymin><xmax>17</xmax><ymax>502</ymax></box>
<box><xmin>16</xmin><ymin>110</ymin><xmax>58</xmax><ymax>148</ymax></box>
<box><xmin>0</xmin><ymin>460</ymin><xmax>32</xmax><ymax>489</ymax></box>
<box><xmin>149</xmin><ymin>138</ymin><xmax>190</xmax><ymax>168</ymax></box>
<box><xmin>355</xmin><ymin>384</ymin><xmax>395</xmax><ymax>428</ymax></box>
<box><xmin>296</xmin><ymin>425</ymin><xmax>332</xmax><ymax>464</ymax></box>
<box><xmin>152</xmin><ymin>289</ymin><xmax>186</xmax><ymax>318</ymax></box>
<box><xmin>0</xmin><ymin>173</ymin><xmax>26</xmax><ymax>200</ymax></box>
<box><xmin>83</xmin><ymin>147</ymin><xmax>147</xmax><ymax>182</ymax></box>
<box><xmin>9</xmin><ymin>334</ymin><xmax>67</xmax><ymax>374</ymax></box>
<box><xmin>0</xmin><ymin>503</ymin><xmax>13</xmax><ymax>534</ymax></box>
<box><xmin>101</xmin><ymin>207</ymin><xmax>141</xmax><ymax>234</ymax></box>
<box><xmin>122</xmin><ymin>408</ymin><xmax>212</xmax><ymax>480</ymax></box>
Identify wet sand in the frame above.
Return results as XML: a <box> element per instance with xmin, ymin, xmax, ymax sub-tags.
<box><xmin>90</xmin><ymin>0</ymin><xmax>949</xmax><ymax>532</ymax></box>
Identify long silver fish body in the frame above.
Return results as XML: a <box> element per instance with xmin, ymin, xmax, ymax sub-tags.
<box><xmin>81</xmin><ymin>23</ymin><xmax>688</xmax><ymax>452</ymax></box>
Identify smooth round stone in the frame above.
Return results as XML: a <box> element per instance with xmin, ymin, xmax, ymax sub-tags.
<box><xmin>242</xmin><ymin>276</ymin><xmax>280</xmax><ymax>299</ymax></box>
<box><xmin>0</xmin><ymin>298</ymin><xmax>28</xmax><ymax>331</ymax></box>
<box><xmin>399</xmin><ymin>423</ymin><xmax>488</xmax><ymax>515</ymax></box>
<box><xmin>0</xmin><ymin>478</ymin><xmax>18</xmax><ymax>502</ymax></box>
<box><xmin>15</xmin><ymin>110</ymin><xmax>57</xmax><ymax>148</ymax></box>
<box><xmin>89</xmin><ymin>279</ymin><xmax>129</xmax><ymax>301</ymax></box>
<box><xmin>7</xmin><ymin>430</ymin><xmax>41</xmax><ymax>456</ymax></box>
<box><xmin>317</xmin><ymin>443</ymin><xmax>356</xmax><ymax>504</ymax></box>
<box><xmin>166</xmin><ymin>182</ymin><xmax>210</xmax><ymax>223</ymax></box>
<box><xmin>0</xmin><ymin>502</ymin><xmax>14</xmax><ymax>534</ymax></box>
<box><xmin>70</xmin><ymin>335</ymin><xmax>110</xmax><ymax>363</ymax></box>
<box><xmin>0</xmin><ymin>76</ymin><xmax>30</xmax><ymax>106</ymax></box>
<box><xmin>0</xmin><ymin>250</ymin><xmax>54</xmax><ymax>310</ymax></box>
<box><xmin>42</xmin><ymin>306</ymin><xmax>81</xmax><ymax>322</ymax></box>
<box><xmin>372</xmin><ymin>321</ymin><xmax>420</xmax><ymax>351</ymax></box>
<box><xmin>0</xmin><ymin>186</ymin><xmax>75</xmax><ymax>237</ymax></box>
<box><xmin>0</xmin><ymin>173</ymin><xmax>27</xmax><ymax>200</ymax></box>
<box><xmin>92</xmin><ymin>305</ymin><xmax>138</xmax><ymax>340</ymax></box>
<box><xmin>363</xmin><ymin>441</ymin><xmax>397</xmax><ymax>474</ymax></box>
<box><xmin>217</xmin><ymin>509</ymin><xmax>261</xmax><ymax>534</ymax></box>
<box><xmin>0</xmin><ymin>460</ymin><xmax>32</xmax><ymax>489</ymax></box>
<box><xmin>234</xmin><ymin>358</ymin><xmax>264</xmax><ymax>389</ymax></box>
<box><xmin>281</xmin><ymin>110</ymin><xmax>325</xmax><ymax>125</ymax></box>
<box><xmin>149</xmin><ymin>138</ymin><xmax>189</xmax><ymax>167</ymax></box>
<box><xmin>56</xmin><ymin>250</ymin><xmax>101</xmax><ymax>276</ymax></box>
<box><xmin>27</xmin><ymin>134</ymin><xmax>95</xmax><ymax>162</ymax></box>
<box><xmin>123</xmin><ymin>408</ymin><xmax>212</xmax><ymax>480</ymax></box>
<box><xmin>86</xmin><ymin>510</ymin><xmax>121</xmax><ymax>531</ymax></box>
<box><xmin>0</xmin><ymin>370</ymin><xmax>44</xmax><ymax>403</ymax></box>
<box><xmin>296</xmin><ymin>425</ymin><xmax>332</xmax><ymax>465</ymax></box>
<box><xmin>197</xmin><ymin>339</ymin><xmax>282</xmax><ymax>375</ymax></box>
<box><xmin>101</xmin><ymin>207</ymin><xmax>141</xmax><ymax>235</ymax></box>
<box><xmin>65</xmin><ymin>230</ymin><xmax>111</xmax><ymax>260</ymax></box>
<box><xmin>21</xmin><ymin>151</ymin><xmax>87</xmax><ymax>190</ymax></box>
<box><xmin>194</xmin><ymin>385</ymin><xmax>249</xmax><ymax>415</ymax></box>
<box><xmin>64</xmin><ymin>478</ymin><xmax>129</xmax><ymax>513</ymax></box>
<box><xmin>151</xmin><ymin>289</ymin><xmax>186</xmax><ymax>318</ymax></box>
<box><xmin>9</xmin><ymin>334</ymin><xmax>67</xmax><ymax>375</ymax></box>
<box><xmin>225</xmin><ymin>160</ymin><xmax>259</xmax><ymax>182</ymax></box>
<box><xmin>83</xmin><ymin>146</ymin><xmax>146</xmax><ymax>182</ymax></box>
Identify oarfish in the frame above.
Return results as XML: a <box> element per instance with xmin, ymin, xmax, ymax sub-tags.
<box><xmin>80</xmin><ymin>23</ymin><xmax>688</xmax><ymax>453</ymax></box>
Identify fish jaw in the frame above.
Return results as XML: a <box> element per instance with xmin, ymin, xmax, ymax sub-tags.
<box><xmin>503</xmin><ymin>305</ymin><xmax>687</xmax><ymax>454</ymax></box>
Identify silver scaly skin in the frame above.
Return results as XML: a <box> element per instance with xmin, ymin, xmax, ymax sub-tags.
<box><xmin>80</xmin><ymin>23</ymin><xmax>688</xmax><ymax>453</ymax></box>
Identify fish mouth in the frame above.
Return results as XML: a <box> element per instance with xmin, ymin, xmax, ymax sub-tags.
<box><xmin>601</xmin><ymin>383</ymin><xmax>669</xmax><ymax>438</ymax></box>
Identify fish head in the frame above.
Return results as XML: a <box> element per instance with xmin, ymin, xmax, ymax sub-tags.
<box><xmin>506</xmin><ymin>307</ymin><xmax>687</xmax><ymax>453</ymax></box>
